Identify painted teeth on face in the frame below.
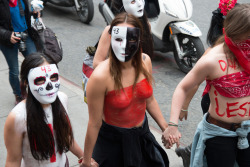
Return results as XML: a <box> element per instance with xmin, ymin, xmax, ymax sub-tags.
<box><xmin>122</xmin><ymin>0</ymin><xmax>145</xmax><ymax>17</ymax></box>
<box><xmin>111</xmin><ymin>26</ymin><xmax>140</xmax><ymax>62</ymax></box>
<box><xmin>28</xmin><ymin>64</ymin><xmax>60</xmax><ymax>104</ymax></box>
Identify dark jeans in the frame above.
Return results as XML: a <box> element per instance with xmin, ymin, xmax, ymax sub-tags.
<box><xmin>0</xmin><ymin>35</ymin><xmax>36</xmax><ymax>97</ymax></box>
<box><xmin>205</xmin><ymin>133</ymin><xmax>250</xmax><ymax>167</ymax></box>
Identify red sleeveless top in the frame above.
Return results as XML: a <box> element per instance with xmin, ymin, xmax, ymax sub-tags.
<box><xmin>103</xmin><ymin>78</ymin><xmax>153</xmax><ymax>128</ymax></box>
<box><xmin>203</xmin><ymin>71</ymin><xmax>250</xmax><ymax>98</ymax></box>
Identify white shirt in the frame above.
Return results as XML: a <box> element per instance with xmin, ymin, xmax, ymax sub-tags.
<box><xmin>11</xmin><ymin>91</ymin><xmax>68</xmax><ymax>167</ymax></box>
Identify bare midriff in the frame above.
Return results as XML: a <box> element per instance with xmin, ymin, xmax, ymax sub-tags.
<box><xmin>209</xmin><ymin>86</ymin><xmax>250</xmax><ymax>123</ymax></box>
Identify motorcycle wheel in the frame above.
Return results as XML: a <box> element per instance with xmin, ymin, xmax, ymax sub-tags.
<box><xmin>77</xmin><ymin>0</ymin><xmax>94</xmax><ymax>24</ymax></box>
<box><xmin>173</xmin><ymin>34</ymin><xmax>205</xmax><ymax>73</ymax></box>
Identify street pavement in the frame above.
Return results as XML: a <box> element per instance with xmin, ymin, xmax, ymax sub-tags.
<box><xmin>0</xmin><ymin>53</ymin><xmax>183</xmax><ymax>166</ymax></box>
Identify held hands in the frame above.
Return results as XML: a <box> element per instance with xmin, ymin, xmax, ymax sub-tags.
<box><xmin>10</xmin><ymin>32</ymin><xmax>20</xmax><ymax>44</ymax></box>
<box><xmin>162</xmin><ymin>125</ymin><xmax>181</xmax><ymax>149</ymax></box>
<box><xmin>79</xmin><ymin>158</ymin><xmax>99</xmax><ymax>167</ymax></box>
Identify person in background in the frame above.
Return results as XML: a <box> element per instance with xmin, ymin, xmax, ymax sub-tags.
<box><xmin>81</xmin><ymin>13</ymin><xmax>169</xmax><ymax>167</ymax></box>
<box><xmin>93</xmin><ymin>0</ymin><xmax>154</xmax><ymax>68</ymax></box>
<box><xmin>174</xmin><ymin>1</ymin><xmax>238</xmax><ymax>166</ymax></box>
<box><xmin>0</xmin><ymin>0</ymin><xmax>38</xmax><ymax>105</ymax></box>
<box><xmin>163</xmin><ymin>3</ymin><xmax>250</xmax><ymax>166</ymax></box>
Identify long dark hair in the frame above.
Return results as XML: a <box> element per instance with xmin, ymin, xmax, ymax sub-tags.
<box><xmin>20</xmin><ymin>53</ymin><xmax>74</xmax><ymax>160</ymax></box>
<box><xmin>108</xmin><ymin>13</ymin><xmax>152</xmax><ymax>91</ymax></box>
<box><xmin>110</xmin><ymin>0</ymin><xmax>154</xmax><ymax>58</ymax></box>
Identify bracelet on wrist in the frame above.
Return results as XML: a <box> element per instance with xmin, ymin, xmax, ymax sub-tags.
<box><xmin>168</xmin><ymin>124</ymin><xmax>178</xmax><ymax>127</ymax></box>
<box><xmin>168</xmin><ymin>121</ymin><xmax>178</xmax><ymax>127</ymax></box>
<box><xmin>78</xmin><ymin>157</ymin><xmax>83</xmax><ymax>164</ymax></box>
<box><xmin>181</xmin><ymin>109</ymin><xmax>188</xmax><ymax>112</ymax></box>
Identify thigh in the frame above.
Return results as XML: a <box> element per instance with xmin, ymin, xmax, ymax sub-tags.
<box><xmin>0</xmin><ymin>44</ymin><xmax>19</xmax><ymax>69</ymax></box>
<box><xmin>236</xmin><ymin>133</ymin><xmax>250</xmax><ymax>167</ymax></box>
<box><xmin>92</xmin><ymin>133</ymin><xmax>123</xmax><ymax>167</ymax></box>
<box><xmin>205</xmin><ymin>136</ymin><xmax>238</xmax><ymax>167</ymax></box>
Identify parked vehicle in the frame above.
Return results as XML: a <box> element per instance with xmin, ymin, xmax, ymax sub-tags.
<box><xmin>99</xmin><ymin>0</ymin><xmax>205</xmax><ymax>73</ymax></box>
<box><xmin>42</xmin><ymin>0</ymin><xmax>94</xmax><ymax>24</ymax></box>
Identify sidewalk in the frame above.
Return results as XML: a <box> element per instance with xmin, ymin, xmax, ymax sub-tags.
<box><xmin>0</xmin><ymin>53</ymin><xmax>183</xmax><ymax>166</ymax></box>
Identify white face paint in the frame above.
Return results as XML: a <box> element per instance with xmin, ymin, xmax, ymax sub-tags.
<box><xmin>122</xmin><ymin>0</ymin><xmax>145</xmax><ymax>17</ymax></box>
<box><xmin>28</xmin><ymin>64</ymin><xmax>60</xmax><ymax>104</ymax></box>
<box><xmin>111</xmin><ymin>26</ymin><xmax>140</xmax><ymax>62</ymax></box>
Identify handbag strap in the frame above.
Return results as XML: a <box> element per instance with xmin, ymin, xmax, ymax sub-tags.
<box><xmin>18</xmin><ymin>0</ymin><xmax>25</xmax><ymax>16</ymax></box>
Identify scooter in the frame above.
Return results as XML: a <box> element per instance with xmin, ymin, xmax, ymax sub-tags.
<box><xmin>99</xmin><ymin>0</ymin><xmax>205</xmax><ymax>73</ymax></box>
<box><xmin>42</xmin><ymin>0</ymin><xmax>94</xmax><ymax>24</ymax></box>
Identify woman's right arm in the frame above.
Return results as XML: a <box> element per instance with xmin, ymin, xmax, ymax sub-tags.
<box><xmin>162</xmin><ymin>54</ymin><xmax>215</xmax><ymax>148</ymax></box>
<box><xmin>4</xmin><ymin>112</ymin><xmax>23</xmax><ymax>167</ymax></box>
<box><xmin>93</xmin><ymin>26</ymin><xmax>111</xmax><ymax>69</ymax></box>
<box><xmin>178</xmin><ymin>47</ymin><xmax>212</xmax><ymax>121</ymax></box>
<box><xmin>81</xmin><ymin>66</ymin><xmax>107</xmax><ymax>167</ymax></box>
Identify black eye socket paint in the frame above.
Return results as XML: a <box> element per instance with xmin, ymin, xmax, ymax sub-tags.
<box><xmin>125</xmin><ymin>27</ymin><xmax>140</xmax><ymax>62</ymax></box>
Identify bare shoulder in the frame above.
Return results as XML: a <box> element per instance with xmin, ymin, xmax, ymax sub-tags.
<box><xmin>142</xmin><ymin>53</ymin><xmax>151</xmax><ymax>66</ymax></box>
<box><xmin>102</xmin><ymin>25</ymin><xmax>111</xmax><ymax>37</ymax></box>
<box><xmin>87</xmin><ymin>60</ymin><xmax>110</xmax><ymax>95</ymax></box>
<box><xmin>104</xmin><ymin>25</ymin><xmax>111</xmax><ymax>32</ymax></box>
<box><xmin>5</xmin><ymin>109</ymin><xmax>19</xmax><ymax>133</ymax></box>
<box><xmin>5</xmin><ymin>111</ymin><xmax>16</xmax><ymax>125</ymax></box>
<box><xmin>194</xmin><ymin>44</ymin><xmax>227</xmax><ymax>79</ymax></box>
<box><xmin>90</xmin><ymin>59</ymin><xmax>110</xmax><ymax>82</ymax></box>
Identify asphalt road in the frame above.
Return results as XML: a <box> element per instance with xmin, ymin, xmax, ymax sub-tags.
<box><xmin>41</xmin><ymin>0</ymin><xmax>249</xmax><ymax>145</ymax></box>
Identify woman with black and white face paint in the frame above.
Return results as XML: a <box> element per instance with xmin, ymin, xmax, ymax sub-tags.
<box><xmin>111</xmin><ymin>26</ymin><xmax>140</xmax><ymax>62</ymax></box>
<box><xmin>81</xmin><ymin>13</ymin><xmax>169</xmax><ymax>167</ymax></box>
<box><xmin>92</xmin><ymin>0</ymin><xmax>153</xmax><ymax>68</ymax></box>
<box><xmin>4</xmin><ymin>53</ymin><xmax>98</xmax><ymax>167</ymax></box>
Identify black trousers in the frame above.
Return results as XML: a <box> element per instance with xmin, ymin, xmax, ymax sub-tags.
<box><xmin>205</xmin><ymin>133</ymin><xmax>250</xmax><ymax>167</ymax></box>
<box><xmin>201</xmin><ymin>93</ymin><xmax>210</xmax><ymax>115</ymax></box>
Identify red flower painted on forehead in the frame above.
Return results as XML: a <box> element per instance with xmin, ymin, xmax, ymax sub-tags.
<box><xmin>219</xmin><ymin>0</ymin><xmax>237</xmax><ymax>16</ymax></box>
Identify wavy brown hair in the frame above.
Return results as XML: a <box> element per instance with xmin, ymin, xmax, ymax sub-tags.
<box><xmin>108</xmin><ymin>13</ymin><xmax>152</xmax><ymax>91</ymax></box>
<box><xmin>216</xmin><ymin>4</ymin><xmax>250</xmax><ymax>66</ymax></box>
<box><xmin>20</xmin><ymin>53</ymin><xmax>74</xmax><ymax>160</ymax></box>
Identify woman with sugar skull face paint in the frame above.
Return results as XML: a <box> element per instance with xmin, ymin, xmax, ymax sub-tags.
<box><xmin>4</xmin><ymin>53</ymin><xmax>98</xmax><ymax>167</ymax></box>
<box><xmin>81</xmin><ymin>13</ymin><xmax>169</xmax><ymax>167</ymax></box>
<box><xmin>92</xmin><ymin>0</ymin><xmax>153</xmax><ymax>68</ymax></box>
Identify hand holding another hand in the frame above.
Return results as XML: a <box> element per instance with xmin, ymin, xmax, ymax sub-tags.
<box><xmin>162</xmin><ymin>126</ymin><xmax>181</xmax><ymax>149</ymax></box>
<box><xmin>79</xmin><ymin>158</ymin><xmax>99</xmax><ymax>167</ymax></box>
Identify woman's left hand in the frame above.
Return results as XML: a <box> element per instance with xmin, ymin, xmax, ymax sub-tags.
<box><xmin>162</xmin><ymin>126</ymin><xmax>181</xmax><ymax>149</ymax></box>
<box><xmin>90</xmin><ymin>158</ymin><xmax>99</xmax><ymax>167</ymax></box>
<box><xmin>79</xmin><ymin>158</ymin><xmax>99</xmax><ymax>167</ymax></box>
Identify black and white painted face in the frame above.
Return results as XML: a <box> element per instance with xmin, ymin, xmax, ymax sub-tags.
<box><xmin>122</xmin><ymin>0</ymin><xmax>145</xmax><ymax>17</ymax></box>
<box><xmin>111</xmin><ymin>26</ymin><xmax>140</xmax><ymax>62</ymax></box>
<box><xmin>28</xmin><ymin>64</ymin><xmax>60</xmax><ymax>104</ymax></box>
